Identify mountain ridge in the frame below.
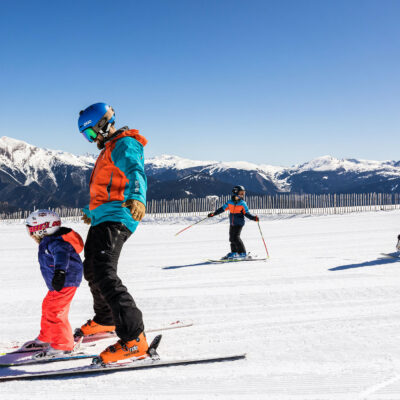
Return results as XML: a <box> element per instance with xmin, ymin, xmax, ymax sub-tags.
<box><xmin>1</xmin><ymin>136</ymin><xmax>400</xmax><ymax>211</ymax></box>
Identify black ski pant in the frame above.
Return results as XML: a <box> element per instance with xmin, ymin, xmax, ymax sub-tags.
<box><xmin>229</xmin><ymin>225</ymin><xmax>246</xmax><ymax>254</ymax></box>
<box><xmin>83</xmin><ymin>221</ymin><xmax>144</xmax><ymax>342</ymax></box>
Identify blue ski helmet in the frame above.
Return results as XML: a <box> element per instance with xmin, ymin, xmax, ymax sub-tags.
<box><xmin>78</xmin><ymin>103</ymin><xmax>116</xmax><ymax>142</ymax></box>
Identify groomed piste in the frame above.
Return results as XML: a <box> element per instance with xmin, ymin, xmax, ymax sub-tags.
<box><xmin>1</xmin><ymin>211</ymin><xmax>400</xmax><ymax>399</ymax></box>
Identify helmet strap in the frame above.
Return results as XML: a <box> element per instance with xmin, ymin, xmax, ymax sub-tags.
<box><xmin>99</xmin><ymin>123</ymin><xmax>111</xmax><ymax>138</ymax></box>
<box><xmin>96</xmin><ymin>122</ymin><xmax>115</xmax><ymax>150</ymax></box>
<box><xmin>94</xmin><ymin>107</ymin><xmax>115</xmax><ymax>140</ymax></box>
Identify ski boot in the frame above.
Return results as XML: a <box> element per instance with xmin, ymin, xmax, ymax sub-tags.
<box><xmin>396</xmin><ymin>234</ymin><xmax>400</xmax><ymax>251</ymax></box>
<box><xmin>238</xmin><ymin>252</ymin><xmax>250</xmax><ymax>260</ymax></box>
<box><xmin>75</xmin><ymin>319</ymin><xmax>116</xmax><ymax>338</ymax></box>
<box><xmin>19</xmin><ymin>338</ymin><xmax>50</xmax><ymax>352</ymax></box>
<box><xmin>221</xmin><ymin>252</ymin><xmax>239</xmax><ymax>260</ymax></box>
<box><xmin>99</xmin><ymin>332</ymin><xmax>149</xmax><ymax>364</ymax></box>
<box><xmin>34</xmin><ymin>345</ymin><xmax>72</xmax><ymax>360</ymax></box>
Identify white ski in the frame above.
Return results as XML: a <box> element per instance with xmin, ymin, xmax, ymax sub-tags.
<box><xmin>207</xmin><ymin>257</ymin><xmax>267</xmax><ymax>263</ymax></box>
<box><xmin>0</xmin><ymin>334</ymin><xmax>245</xmax><ymax>381</ymax></box>
<box><xmin>0</xmin><ymin>353</ymin><xmax>246</xmax><ymax>381</ymax></box>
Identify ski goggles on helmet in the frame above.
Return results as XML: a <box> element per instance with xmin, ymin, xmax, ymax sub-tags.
<box><xmin>81</xmin><ymin>127</ymin><xmax>98</xmax><ymax>143</ymax></box>
<box><xmin>26</xmin><ymin>222</ymin><xmax>50</xmax><ymax>236</ymax></box>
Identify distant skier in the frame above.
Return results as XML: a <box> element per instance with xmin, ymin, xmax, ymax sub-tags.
<box><xmin>77</xmin><ymin>102</ymin><xmax>149</xmax><ymax>364</ymax></box>
<box><xmin>208</xmin><ymin>185</ymin><xmax>259</xmax><ymax>259</ymax></box>
<box><xmin>23</xmin><ymin>209</ymin><xmax>84</xmax><ymax>356</ymax></box>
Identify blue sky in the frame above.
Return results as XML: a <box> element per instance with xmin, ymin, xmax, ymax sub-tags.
<box><xmin>0</xmin><ymin>0</ymin><xmax>399</xmax><ymax>166</ymax></box>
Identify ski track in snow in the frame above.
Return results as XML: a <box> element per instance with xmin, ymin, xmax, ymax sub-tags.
<box><xmin>1</xmin><ymin>211</ymin><xmax>400</xmax><ymax>399</ymax></box>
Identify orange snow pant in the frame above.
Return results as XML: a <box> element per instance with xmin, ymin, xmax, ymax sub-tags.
<box><xmin>37</xmin><ymin>286</ymin><xmax>77</xmax><ymax>351</ymax></box>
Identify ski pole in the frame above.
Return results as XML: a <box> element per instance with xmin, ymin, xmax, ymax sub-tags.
<box><xmin>174</xmin><ymin>216</ymin><xmax>209</xmax><ymax>236</ymax></box>
<box><xmin>257</xmin><ymin>220</ymin><xmax>270</xmax><ymax>259</ymax></box>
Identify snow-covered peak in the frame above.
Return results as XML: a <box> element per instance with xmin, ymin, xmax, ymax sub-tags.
<box><xmin>145</xmin><ymin>154</ymin><xmax>218</xmax><ymax>170</ymax></box>
<box><xmin>0</xmin><ymin>136</ymin><xmax>95</xmax><ymax>187</ymax></box>
<box><xmin>210</xmin><ymin>160</ymin><xmax>261</xmax><ymax>172</ymax></box>
<box><xmin>0</xmin><ymin>136</ymin><xmax>28</xmax><ymax>148</ymax></box>
<box><xmin>145</xmin><ymin>155</ymin><xmax>289</xmax><ymax>190</ymax></box>
<box><xmin>208</xmin><ymin>160</ymin><xmax>286</xmax><ymax>175</ymax></box>
<box><xmin>0</xmin><ymin>136</ymin><xmax>95</xmax><ymax>167</ymax></box>
<box><xmin>294</xmin><ymin>155</ymin><xmax>399</xmax><ymax>174</ymax></box>
<box><xmin>3</xmin><ymin>136</ymin><xmax>400</xmax><ymax>196</ymax></box>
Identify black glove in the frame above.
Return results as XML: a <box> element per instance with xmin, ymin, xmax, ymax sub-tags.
<box><xmin>254</xmin><ymin>216</ymin><xmax>259</xmax><ymax>222</ymax></box>
<box><xmin>208</xmin><ymin>213</ymin><xmax>214</xmax><ymax>218</ymax></box>
<box><xmin>52</xmin><ymin>270</ymin><xmax>66</xmax><ymax>292</ymax></box>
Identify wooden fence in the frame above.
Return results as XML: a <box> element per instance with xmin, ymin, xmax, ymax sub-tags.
<box><xmin>1</xmin><ymin>193</ymin><xmax>400</xmax><ymax>221</ymax></box>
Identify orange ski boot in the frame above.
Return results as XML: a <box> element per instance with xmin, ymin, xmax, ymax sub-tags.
<box><xmin>99</xmin><ymin>332</ymin><xmax>149</xmax><ymax>364</ymax></box>
<box><xmin>78</xmin><ymin>320</ymin><xmax>116</xmax><ymax>336</ymax></box>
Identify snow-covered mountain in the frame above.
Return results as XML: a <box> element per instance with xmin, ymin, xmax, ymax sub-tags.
<box><xmin>145</xmin><ymin>153</ymin><xmax>400</xmax><ymax>198</ymax></box>
<box><xmin>1</xmin><ymin>136</ymin><xmax>400</xmax><ymax>211</ymax></box>
<box><xmin>0</xmin><ymin>137</ymin><xmax>95</xmax><ymax>210</ymax></box>
<box><xmin>280</xmin><ymin>155</ymin><xmax>400</xmax><ymax>194</ymax></box>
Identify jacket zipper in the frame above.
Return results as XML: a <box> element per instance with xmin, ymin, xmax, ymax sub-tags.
<box><xmin>106</xmin><ymin>172</ymin><xmax>113</xmax><ymax>200</ymax></box>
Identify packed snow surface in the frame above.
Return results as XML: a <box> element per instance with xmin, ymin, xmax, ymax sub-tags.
<box><xmin>1</xmin><ymin>211</ymin><xmax>400</xmax><ymax>399</ymax></box>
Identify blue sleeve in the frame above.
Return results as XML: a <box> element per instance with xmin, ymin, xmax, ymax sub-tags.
<box><xmin>213</xmin><ymin>202</ymin><xmax>229</xmax><ymax>216</ymax></box>
<box><xmin>242</xmin><ymin>201</ymin><xmax>256</xmax><ymax>220</ymax></box>
<box><xmin>48</xmin><ymin>240</ymin><xmax>72</xmax><ymax>271</ymax></box>
<box><xmin>112</xmin><ymin>137</ymin><xmax>147</xmax><ymax>205</ymax></box>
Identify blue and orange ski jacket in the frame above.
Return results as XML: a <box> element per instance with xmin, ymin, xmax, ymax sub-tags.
<box><xmin>38</xmin><ymin>227</ymin><xmax>84</xmax><ymax>291</ymax></box>
<box><xmin>213</xmin><ymin>199</ymin><xmax>257</xmax><ymax>226</ymax></box>
<box><xmin>83</xmin><ymin>127</ymin><xmax>148</xmax><ymax>233</ymax></box>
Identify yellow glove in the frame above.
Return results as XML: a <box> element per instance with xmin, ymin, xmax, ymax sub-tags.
<box><xmin>81</xmin><ymin>213</ymin><xmax>91</xmax><ymax>225</ymax></box>
<box><xmin>122</xmin><ymin>199</ymin><xmax>146</xmax><ymax>221</ymax></box>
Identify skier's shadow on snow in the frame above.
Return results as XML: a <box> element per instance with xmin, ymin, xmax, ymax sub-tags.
<box><xmin>330</xmin><ymin>257</ymin><xmax>399</xmax><ymax>271</ymax></box>
<box><xmin>163</xmin><ymin>261</ymin><xmax>214</xmax><ymax>270</ymax></box>
<box><xmin>0</xmin><ymin>367</ymin><xmax>27</xmax><ymax>378</ymax></box>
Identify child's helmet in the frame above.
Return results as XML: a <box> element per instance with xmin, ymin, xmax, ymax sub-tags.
<box><xmin>232</xmin><ymin>185</ymin><xmax>245</xmax><ymax>195</ymax></box>
<box><xmin>26</xmin><ymin>209</ymin><xmax>61</xmax><ymax>239</ymax></box>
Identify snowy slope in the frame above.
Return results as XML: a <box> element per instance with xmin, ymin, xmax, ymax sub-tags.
<box><xmin>1</xmin><ymin>211</ymin><xmax>400</xmax><ymax>398</ymax></box>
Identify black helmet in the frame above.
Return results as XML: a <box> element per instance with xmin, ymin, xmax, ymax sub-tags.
<box><xmin>232</xmin><ymin>185</ymin><xmax>245</xmax><ymax>195</ymax></box>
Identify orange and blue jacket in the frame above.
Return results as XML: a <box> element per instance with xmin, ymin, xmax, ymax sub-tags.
<box><xmin>213</xmin><ymin>199</ymin><xmax>257</xmax><ymax>226</ymax></box>
<box><xmin>83</xmin><ymin>127</ymin><xmax>147</xmax><ymax>233</ymax></box>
